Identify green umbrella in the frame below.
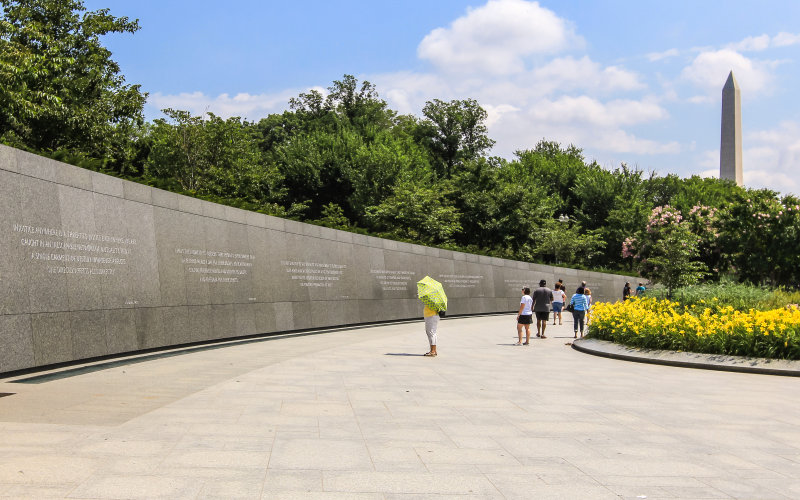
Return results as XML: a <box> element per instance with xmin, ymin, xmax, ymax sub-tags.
<box><xmin>417</xmin><ymin>276</ymin><xmax>447</xmax><ymax>312</ymax></box>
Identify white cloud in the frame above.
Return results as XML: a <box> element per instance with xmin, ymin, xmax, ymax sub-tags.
<box><xmin>727</xmin><ymin>32</ymin><xmax>800</xmax><ymax>51</ymax></box>
<box><xmin>647</xmin><ymin>48</ymin><xmax>679</xmax><ymax>62</ymax></box>
<box><xmin>417</xmin><ymin>0</ymin><xmax>583</xmax><ymax>75</ymax></box>
<box><xmin>146</xmin><ymin>87</ymin><xmax>322</xmax><ymax>120</ymax></box>
<box><xmin>694</xmin><ymin>122</ymin><xmax>800</xmax><ymax>194</ymax></box>
<box><xmin>531</xmin><ymin>56</ymin><xmax>644</xmax><ymax>93</ymax></box>
<box><xmin>681</xmin><ymin>49</ymin><xmax>774</xmax><ymax>97</ymax></box>
<box><xmin>482</xmin><ymin>103</ymin><xmax>520</xmax><ymax>127</ymax></box>
<box><xmin>728</xmin><ymin>35</ymin><xmax>771</xmax><ymax>52</ymax></box>
<box><xmin>773</xmin><ymin>32</ymin><xmax>800</xmax><ymax>47</ymax></box>
<box><xmin>527</xmin><ymin>96</ymin><xmax>667</xmax><ymax>127</ymax></box>
<box><xmin>743</xmin><ymin>121</ymin><xmax>800</xmax><ymax>194</ymax></box>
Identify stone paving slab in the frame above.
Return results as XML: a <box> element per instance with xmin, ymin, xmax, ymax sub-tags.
<box><xmin>1</xmin><ymin>315</ymin><xmax>799</xmax><ymax>498</ymax></box>
<box><xmin>573</xmin><ymin>338</ymin><xmax>800</xmax><ymax>376</ymax></box>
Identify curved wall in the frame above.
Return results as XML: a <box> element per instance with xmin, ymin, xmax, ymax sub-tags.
<box><xmin>0</xmin><ymin>145</ymin><xmax>631</xmax><ymax>374</ymax></box>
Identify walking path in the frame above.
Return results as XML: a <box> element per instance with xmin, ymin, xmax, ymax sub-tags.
<box><xmin>1</xmin><ymin>315</ymin><xmax>799</xmax><ymax>499</ymax></box>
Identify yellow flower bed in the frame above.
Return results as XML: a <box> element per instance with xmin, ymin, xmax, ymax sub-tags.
<box><xmin>588</xmin><ymin>297</ymin><xmax>800</xmax><ymax>359</ymax></box>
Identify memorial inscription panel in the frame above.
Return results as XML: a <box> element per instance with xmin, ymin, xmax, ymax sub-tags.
<box><xmin>0</xmin><ymin>145</ymin><xmax>631</xmax><ymax>373</ymax></box>
<box><xmin>13</xmin><ymin>222</ymin><xmax>136</xmax><ymax>277</ymax></box>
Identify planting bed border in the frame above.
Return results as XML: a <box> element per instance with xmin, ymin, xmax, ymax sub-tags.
<box><xmin>572</xmin><ymin>338</ymin><xmax>800</xmax><ymax>377</ymax></box>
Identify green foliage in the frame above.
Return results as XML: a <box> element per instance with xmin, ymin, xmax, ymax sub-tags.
<box><xmin>627</xmin><ymin>206</ymin><xmax>707</xmax><ymax>296</ymax></box>
<box><xmin>0</xmin><ymin>0</ymin><xmax>146</xmax><ymax>171</ymax></box>
<box><xmin>717</xmin><ymin>191</ymin><xmax>800</xmax><ymax>287</ymax></box>
<box><xmin>419</xmin><ymin>98</ymin><xmax>494</xmax><ymax>179</ymax></box>
<box><xmin>531</xmin><ymin>218</ymin><xmax>605</xmax><ymax>265</ymax></box>
<box><xmin>146</xmin><ymin>109</ymin><xmax>284</xmax><ymax>210</ymax></box>
<box><xmin>366</xmin><ymin>182</ymin><xmax>462</xmax><ymax>244</ymax></box>
<box><xmin>648</xmin><ymin>282</ymin><xmax>769</xmax><ymax>311</ymax></box>
<box><xmin>648</xmin><ymin>282</ymin><xmax>800</xmax><ymax>312</ymax></box>
<box><xmin>314</xmin><ymin>203</ymin><xmax>350</xmax><ymax>230</ymax></box>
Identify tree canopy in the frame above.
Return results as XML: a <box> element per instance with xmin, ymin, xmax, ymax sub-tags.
<box><xmin>3</xmin><ymin>0</ymin><xmax>798</xmax><ymax>288</ymax></box>
<box><xmin>0</xmin><ymin>0</ymin><xmax>146</xmax><ymax>167</ymax></box>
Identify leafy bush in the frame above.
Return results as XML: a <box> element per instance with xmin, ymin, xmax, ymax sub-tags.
<box><xmin>647</xmin><ymin>282</ymin><xmax>800</xmax><ymax>312</ymax></box>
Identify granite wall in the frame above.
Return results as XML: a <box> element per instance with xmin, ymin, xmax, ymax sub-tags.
<box><xmin>0</xmin><ymin>145</ymin><xmax>631</xmax><ymax>374</ymax></box>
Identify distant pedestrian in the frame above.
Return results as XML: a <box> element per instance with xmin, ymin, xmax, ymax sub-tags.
<box><xmin>570</xmin><ymin>287</ymin><xmax>590</xmax><ymax>339</ymax></box>
<box><xmin>623</xmin><ymin>282</ymin><xmax>632</xmax><ymax>301</ymax></box>
<box><xmin>584</xmin><ymin>287</ymin><xmax>593</xmax><ymax>325</ymax></box>
<box><xmin>516</xmin><ymin>287</ymin><xmax>533</xmax><ymax>345</ymax></box>
<box><xmin>576</xmin><ymin>280</ymin><xmax>587</xmax><ymax>294</ymax></box>
<box><xmin>635</xmin><ymin>282</ymin><xmax>646</xmax><ymax>296</ymax></box>
<box><xmin>551</xmin><ymin>283</ymin><xmax>566</xmax><ymax>326</ymax></box>
<box><xmin>532</xmin><ymin>279</ymin><xmax>553</xmax><ymax>339</ymax></box>
<box><xmin>423</xmin><ymin>303</ymin><xmax>438</xmax><ymax>356</ymax></box>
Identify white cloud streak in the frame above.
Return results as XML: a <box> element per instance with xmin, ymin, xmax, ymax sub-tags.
<box><xmin>646</xmin><ymin>48</ymin><xmax>679</xmax><ymax>62</ymax></box>
<box><xmin>728</xmin><ymin>32</ymin><xmax>800</xmax><ymax>51</ymax></box>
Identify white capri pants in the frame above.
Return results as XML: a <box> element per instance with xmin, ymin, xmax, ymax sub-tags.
<box><xmin>424</xmin><ymin>315</ymin><xmax>439</xmax><ymax>345</ymax></box>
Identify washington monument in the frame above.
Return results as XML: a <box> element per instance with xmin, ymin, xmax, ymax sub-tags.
<box><xmin>720</xmin><ymin>71</ymin><xmax>743</xmax><ymax>186</ymax></box>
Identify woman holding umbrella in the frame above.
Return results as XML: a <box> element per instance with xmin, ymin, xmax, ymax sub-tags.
<box><xmin>418</xmin><ymin>276</ymin><xmax>447</xmax><ymax>357</ymax></box>
<box><xmin>423</xmin><ymin>303</ymin><xmax>439</xmax><ymax>357</ymax></box>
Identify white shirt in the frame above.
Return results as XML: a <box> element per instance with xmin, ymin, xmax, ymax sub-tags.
<box><xmin>520</xmin><ymin>295</ymin><xmax>533</xmax><ymax>315</ymax></box>
<box><xmin>552</xmin><ymin>290</ymin><xmax>565</xmax><ymax>304</ymax></box>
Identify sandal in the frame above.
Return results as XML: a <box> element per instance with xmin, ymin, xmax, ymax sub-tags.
<box><xmin>424</xmin><ymin>352</ymin><xmax>437</xmax><ymax>357</ymax></box>
<box><xmin>522</xmin><ymin>342</ymin><xmax>529</xmax><ymax>345</ymax></box>
<box><xmin>514</xmin><ymin>342</ymin><xmax>522</xmax><ymax>346</ymax></box>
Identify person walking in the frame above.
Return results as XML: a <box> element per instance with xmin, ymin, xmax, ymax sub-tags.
<box><xmin>635</xmin><ymin>282</ymin><xmax>646</xmax><ymax>296</ymax></box>
<box><xmin>570</xmin><ymin>287</ymin><xmax>590</xmax><ymax>339</ymax></box>
<box><xmin>423</xmin><ymin>304</ymin><xmax>439</xmax><ymax>356</ymax></box>
<box><xmin>576</xmin><ymin>280</ymin><xmax>587</xmax><ymax>294</ymax></box>
<box><xmin>584</xmin><ymin>287</ymin><xmax>593</xmax><ymax>325</ymax></box>
<box><xmin>551</xmin><ymin>283</ymin><xmax>566</xmax><ymax>325</ymax></box>
<box><xmin>516</xmin><ymin>287</ymin><xmax>533</xmax><ymax>345</ymax></box>
<box><xmin>623</xmin><ymin>282</ymin><xmax>632</xmax><ymax>301</ymax></box>
<box><xmin>532</xmin><ymin>279</ymin><xmax>553</xmax><ymax>339</ymax></box>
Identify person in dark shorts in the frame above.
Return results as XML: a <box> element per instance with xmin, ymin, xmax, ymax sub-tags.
<box><xmin>623</xmin><ymin>282</ymin><xmax>632</xmax><ymax>301</ymax></box>
<box><xmin>532</xmin><ymin>279</ymin><xmax>553</xmax><ymax>339</ymax></box>
<box><xmin>516</xmin><ymin>287</ymin><xmax>533</xmax><ymax>345</ymax></box>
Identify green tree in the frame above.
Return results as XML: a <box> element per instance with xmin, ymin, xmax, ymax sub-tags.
<box><xmin>448</xmin><ymin>156</ymin><xmax>553</xmax><ymax>256</ymax></box>
<box><xmin>419</xmin><ymin>98</ymin><xmax>494</xmax><ymax>178</ymax></box>
<box><xmin>0</xmin><ymin>0</ymin><xmax>146</xmax><ymax>168</ymax></box>
<box><xmin>146</xmin><ymin>109</ymin><xmax>284</xmax><ymax>211</ymax></box>
<box><xmin>366</xmin><ymin>181</ymin><xmax>462</xmax><ymax>244</ymax></box>
<box><xmin>718</xmin><ymin>191</ymin><xmax>800</xmax><ymax>287</ymax></box>
<box><xmin>628</xmin><ymin>206</ymin><xmax>707</xmax><ymax>297</ymax></box>
<box><xmin>531</xmin><ymin>217</ymin><xmax>605</xmax><ymax>266</ymax></box>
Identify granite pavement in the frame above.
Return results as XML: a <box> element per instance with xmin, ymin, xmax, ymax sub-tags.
<box><xmin>1</xmin><ymin>314</ymin><xmax>799</xmax><ymax>499</ymax></box>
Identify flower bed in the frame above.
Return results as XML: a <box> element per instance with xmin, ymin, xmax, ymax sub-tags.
<box><xmin>588</xmin><ymin>298</ymin><xmax>800</xmax><ymax>360</ymax></box>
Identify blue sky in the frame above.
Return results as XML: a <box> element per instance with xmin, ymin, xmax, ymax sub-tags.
<box><xmin>87</xmin><ymin>0</ymin><xmax>800</xmax><ymax>194</ymax></box>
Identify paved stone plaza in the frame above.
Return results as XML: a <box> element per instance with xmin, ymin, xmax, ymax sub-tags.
<box><xmin>1</xmin><ymin>315</ymin><xmax>799</xmax><ymax>499</ymax></box>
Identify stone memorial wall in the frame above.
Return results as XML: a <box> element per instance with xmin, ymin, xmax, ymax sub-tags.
<box><xmin>0</xmin><ymin>145</ymin><xmax>631</xmax><ymax>374</ymax></box>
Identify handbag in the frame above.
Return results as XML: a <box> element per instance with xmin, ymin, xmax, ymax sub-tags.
<box><xmin>438</xmin><ymin>310</ymin><xmax>446</xmax><ymax>318</ymax></box>
<box><xmin>566</xmin><ymin>303</ymin><xmax>574</xmax><ymax>312</ymax></box>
